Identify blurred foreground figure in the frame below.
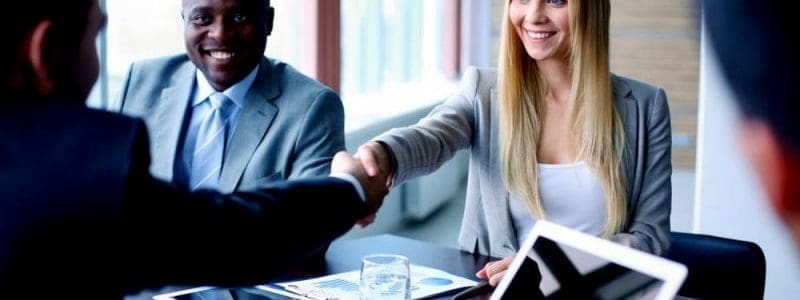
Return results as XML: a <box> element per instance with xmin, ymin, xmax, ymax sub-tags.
<box><xmin>704</xmin><ymin>0</ymin><xmax>800</xmax><ymax>248</ymax></box>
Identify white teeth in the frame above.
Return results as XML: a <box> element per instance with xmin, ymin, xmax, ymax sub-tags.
<box><xmin>527</xmin><ymin>31</ymin><xmax>554</xmax><ymax>39</ymax></box>
<box><xmin>209</xmin><ymin>51</ymin><xmax>234</xmax><ymax>60</ymax></box>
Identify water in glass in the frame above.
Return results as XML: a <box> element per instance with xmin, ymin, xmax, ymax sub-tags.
<box><xmin>360</xmin><ymin>254</ymin><xmax>411</xmax><ymax>300</ymax></box>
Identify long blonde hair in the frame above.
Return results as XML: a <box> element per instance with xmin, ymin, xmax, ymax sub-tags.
<box><xmin>498</xmin><ymin>0</ymin><xmax>626</xmax><ymax>237</ymax></box>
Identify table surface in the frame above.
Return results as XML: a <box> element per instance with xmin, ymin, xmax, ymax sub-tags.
<box><xmin>127</xmin><ymin>234</ymin><xmax>496</xmax><ymax>300</ymax></box>
<box><xmin>321</xmin><ymin>234</ymin><xmax>494</xmax><ymax>299</ymax></box>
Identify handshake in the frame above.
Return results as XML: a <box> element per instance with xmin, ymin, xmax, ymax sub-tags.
<box><xmin>330</xmin><ymin>142</ymin><xmax>395</xmax><ymax>228</ymax></box>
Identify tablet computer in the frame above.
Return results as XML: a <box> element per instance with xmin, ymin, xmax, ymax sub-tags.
<box><xmin>491</xmin><ymin>221</ymin><xmax>687</xmax><ymax>300</ymax></box>
<box><xmin>153</xmin><ymin>286</ymin><xmax>306</xmax><ymax>300</ymax></box>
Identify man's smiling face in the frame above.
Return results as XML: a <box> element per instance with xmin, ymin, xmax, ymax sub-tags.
<box><xmin>182</xmin><ymin>0</ymin><xmax>272</xmax><ymax>91</ymax></box>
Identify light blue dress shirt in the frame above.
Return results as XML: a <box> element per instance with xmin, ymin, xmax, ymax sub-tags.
<box><xmin>177</xmin><ymin>66</ymin><xmax>260</xmax><ymax>189</ymax></box>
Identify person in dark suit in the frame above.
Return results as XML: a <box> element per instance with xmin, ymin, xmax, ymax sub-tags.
<box><xmin>703</xmin><ymin>1</ymin><xmax>800</xmax><ymax>248</ymax></box>
<box><xmin>0</xmin><ymin>0</ymin><xmax>387</xmax><ymax>298</ymax></box>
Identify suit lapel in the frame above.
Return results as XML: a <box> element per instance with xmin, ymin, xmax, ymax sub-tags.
<box><xmin>149</xmin><ymin>62</ymin><xmax>196</xmax><ymax>181</ymax></box>
<box><xmin>219</xmin><ymin>58</ymin><xmax>280</xmax><ymax>193</ymax></box>
<box><xmin>612</xmin><ymin>75</ymin><xmax>639</xmax><ymax>200</ymax></box>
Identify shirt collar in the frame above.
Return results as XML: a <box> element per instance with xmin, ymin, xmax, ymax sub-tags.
<box><xmin>193</xmin><ymin>65</ymin><xmax>260</xmax><ymax>109</ymax></box>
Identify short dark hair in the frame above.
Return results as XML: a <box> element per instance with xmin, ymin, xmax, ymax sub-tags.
<box><xmin>1</xmin><ymin>0</ymin><xmax>94</xmax><ymax>92</ymax></box>
<box><xmin>703</xmin><ymin>0</ymin><xmax>800</xmax><ymax>153</ymax></box>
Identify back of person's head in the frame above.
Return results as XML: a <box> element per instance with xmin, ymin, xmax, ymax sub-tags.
<box><xmin>704</xmin><ymin>0</ymin><xmax>800</xmax><ymax>244</ymax></box>
<box><xmin>1</xmin><ymin>0</ymin><xmax>95</xmax><ymax>101</ymax></box>
<box><xmin>704</xmin><ymin>0</ymin><xmax>800</xmax><ymax>153</ymax></box>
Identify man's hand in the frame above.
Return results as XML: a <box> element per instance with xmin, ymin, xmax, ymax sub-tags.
<box><xmin>331</xmin><ymin>151</ymin><xmax>389</xmax><ymax>227</ymax></box>
<box><xmin>476</xmin><ymin>255</ymin><xmax>514</xmax><ymax>286</ymax></box>
<box><xmin>354</xmin><ymin>142</ymin><xmax>394</xmax><ymax>187</ymax></box>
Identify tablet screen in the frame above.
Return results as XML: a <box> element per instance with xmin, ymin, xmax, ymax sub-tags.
<box><xmin>500</xmin><ymin>236</ymin><xmax>664</xmax><ymax>299</ymax></box>
<box><xmin>158</xmin><ymin>287</ymin><xmax>298</xmax><ymax>300</ymax></box>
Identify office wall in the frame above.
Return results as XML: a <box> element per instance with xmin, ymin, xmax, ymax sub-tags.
<box><xmin>696</xmin><ymin>25</ymin><xmax>800</xmax><ymax>299</ymax></box>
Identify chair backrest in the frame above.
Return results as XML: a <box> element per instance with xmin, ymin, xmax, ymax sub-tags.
<box><xmin>665</xmin><ymin>232</ymin><xmax>766</xmax><ymax>299</ymax></box>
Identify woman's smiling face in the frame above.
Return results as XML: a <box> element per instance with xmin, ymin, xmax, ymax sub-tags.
<box><xmin>509</xmin><ymin>0</ymin><xmax>571</xmax><ymax>62</ymax></box>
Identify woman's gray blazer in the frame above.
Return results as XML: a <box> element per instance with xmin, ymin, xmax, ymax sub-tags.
<box><xmin>375</xmin><ymin>67</ymin><xmax>672</xmax><ymax>257</ymax></box>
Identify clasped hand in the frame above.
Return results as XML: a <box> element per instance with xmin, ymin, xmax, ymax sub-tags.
<box><xmin>330</xmin><ymin>142</ymin><xmax>394</xmax><ymax>227</ymax></box>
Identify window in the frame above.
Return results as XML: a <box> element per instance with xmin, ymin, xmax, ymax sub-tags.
<box><xmin>341</xmin><ymin>0</ymin><xmax>447</xmax><ymax>97</ymax></box>
<box><xmin>340</xmin><ymin>0</ymin><xmax>459</xmax><ymax>129</ymax></box>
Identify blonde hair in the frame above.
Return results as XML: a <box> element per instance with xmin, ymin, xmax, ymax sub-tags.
<box><xmin>498</xmin><ymin>0</ymin><xmax>626</xmax><ymax>237</ymax></box>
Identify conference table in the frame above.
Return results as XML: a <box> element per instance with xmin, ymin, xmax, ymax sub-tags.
<box><xmin>127</xmin><ymin>234</ymin><xmax>495</xmax><ymax>299</ymax></box>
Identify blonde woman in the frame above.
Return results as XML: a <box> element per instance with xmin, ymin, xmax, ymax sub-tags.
<box><xmin>357</xmin><ymin>0</ymin><xmax>671</xmax><ymax>285</ymax></box>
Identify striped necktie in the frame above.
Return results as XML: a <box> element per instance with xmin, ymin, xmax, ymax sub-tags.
<box><xmin>190</xmin><ymin>92</ymin><xmax>235</xmax><ymax>191</ymax></box>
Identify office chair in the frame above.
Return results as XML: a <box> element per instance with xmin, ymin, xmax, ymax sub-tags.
<box><xmin>665</xmin><ymin>232</ymin><xmax>766</xmax><ymax>299</ymax></box>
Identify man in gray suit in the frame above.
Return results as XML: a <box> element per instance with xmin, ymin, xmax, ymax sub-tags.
<box><xmin>110</xmin><ymin>0</ymin><xmax>344</xmax><ymax>193</ymax></box>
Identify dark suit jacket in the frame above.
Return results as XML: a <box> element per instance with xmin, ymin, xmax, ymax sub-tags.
<box><xmin>0</xmin><ymin>104</ymin><xmax>365</xmax><ymax>298</ymax></box>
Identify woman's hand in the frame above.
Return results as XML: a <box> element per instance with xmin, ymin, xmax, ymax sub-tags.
<box><xmin>352</xmin><ymin>142</ymin><xmax>395</xmax><ymax>227</ymax></box>
<box><xmin>476</xmin><ymin>255</ymin><xmax>514</xmax><ymax>286</ymax></box>
<box><xmin>354</xmin><ymin>142</ymin><xmax>394</xmax><ymax>187</ymax></box>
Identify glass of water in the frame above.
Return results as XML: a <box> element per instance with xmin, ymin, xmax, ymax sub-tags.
<box><xmin>360</xmin><ymin>254</ymin><xmax>411</xmax><ymax>300</ymax></box>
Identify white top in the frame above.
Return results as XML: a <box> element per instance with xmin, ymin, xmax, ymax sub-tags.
<box><xmin>509</xmin><ymin>161</ymin><xmax>607</xmax><ymax>246</ymax></box>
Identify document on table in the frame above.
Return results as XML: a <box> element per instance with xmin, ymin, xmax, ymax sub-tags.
<box><xmin>257</xmin><ymin>264</ymin><xmax>478</xmax><ymax>300</ymax></box>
